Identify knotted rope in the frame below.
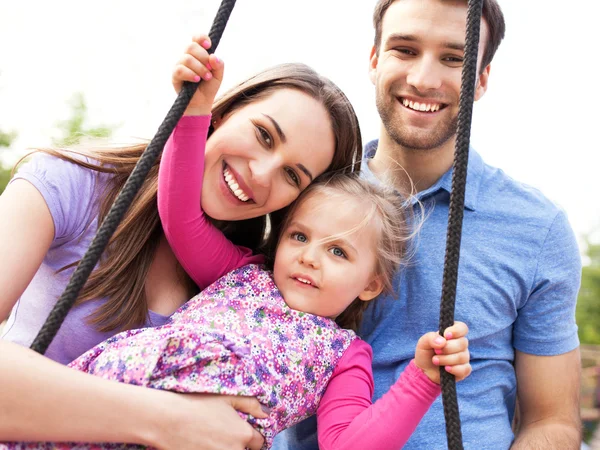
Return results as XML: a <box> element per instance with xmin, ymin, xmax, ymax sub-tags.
<box><xmin>438</xmin><ymin>0</ymin><xmax>484</xmax><ymax>449</ymax></box>
<box><xmin>30</xmin><ymin>0</ymin><xmax>238</xmax><ymax>355</ymax></box>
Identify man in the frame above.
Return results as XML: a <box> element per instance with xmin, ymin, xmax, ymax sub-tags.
<box><xmin>273</xmin><ymin>0</ymin><xmax>582</xmax><ymax>448</ymax></box>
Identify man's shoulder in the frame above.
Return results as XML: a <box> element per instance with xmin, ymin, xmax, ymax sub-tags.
<box><xmin>477</xmin><ymin>156</ymin><xmax>563</xmax><ymax>220</ymax></box>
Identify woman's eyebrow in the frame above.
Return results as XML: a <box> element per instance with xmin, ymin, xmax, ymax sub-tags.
<box><xmin>262</xmin><ymin>114</ymin><xmax>287</xmax><ymax>143</ymax></box>
<box><xmin>296</xmin><ymin>164</ymin><xmax>313</xmax><ymax>182</ymax></box>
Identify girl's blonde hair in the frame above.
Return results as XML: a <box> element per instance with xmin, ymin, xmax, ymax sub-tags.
<box><xmin>270</xmin><ymin>172</ymin><xmax>417</xmax><ymax>332</ymax></box>
<box><xmin>18</xmin><ymin>63</ymin><xmax>363</xmax><ymax>333</ymax></box>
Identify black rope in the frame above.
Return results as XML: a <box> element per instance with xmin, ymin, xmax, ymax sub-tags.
<box><xmin>30</xmin><ymin>0</ymin><xmax>238</xmax><ymax>355</ymax></box>
<box><xmin>438</xmin><ymin>0</ymin><xmax>483</xmax><ymax>449</ymax></box>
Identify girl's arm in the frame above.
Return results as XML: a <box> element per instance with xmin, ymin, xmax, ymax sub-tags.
<box><xmin>158</xmin><ymin>38</ymin><xmax>263</xmax><ymax>290</ymax></box>
<box><xmin>316</xmin><ymin>340</ymin><xmax>440</xmax><ymax>450</ymax></box>
<box><xmin>158</xmin><ymin>116</ymin><xmax>263</xmax><ymax>290</ymax></box>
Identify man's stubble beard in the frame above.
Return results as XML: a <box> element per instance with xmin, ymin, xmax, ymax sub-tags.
<box><xmin>376</xmin><ymin>90</ymin><xmax>458</xmax><ymax>152</ymax></box>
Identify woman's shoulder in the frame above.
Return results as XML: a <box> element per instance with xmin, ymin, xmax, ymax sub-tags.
<box><xmin>12</xmin><ymin>151</ymin><xmax>111</xmax><ymax>242</ymax></box>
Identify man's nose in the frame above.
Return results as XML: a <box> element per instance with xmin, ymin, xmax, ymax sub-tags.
<box><xmin>406</xmin><ymin>55</ymin><xmax>443</xmax><ymax>92</ymax></box>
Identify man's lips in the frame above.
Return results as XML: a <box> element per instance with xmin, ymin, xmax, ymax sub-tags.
<box><xmin>398</xmin><ymin>96</ymin><xmax>448</xmax><ymax>113</ymax></box>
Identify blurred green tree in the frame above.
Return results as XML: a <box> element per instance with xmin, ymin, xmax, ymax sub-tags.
<box><xmin>577</xmin><ymin>236</ymin><xmax>600</xmax><ymax>344</ymax></box>
<box><xmin>53</xmin><ymin>92</ymin><xmax>115</xmax><ymax>147</ymax></box>
<box><xmin>0</xmin><ymin>129</ymin><xmax>16</xmax><ymax>194</ymax></box>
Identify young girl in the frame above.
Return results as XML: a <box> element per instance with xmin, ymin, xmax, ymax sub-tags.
<box><xmin>2</xmin><ymin>38</ymin><xmax>470</xmax><ymax>450</ymax></box>
<box><xmin>0</xmin><ymin>35</ymin><xmax>362</xmax><ymax>449</ymax></box>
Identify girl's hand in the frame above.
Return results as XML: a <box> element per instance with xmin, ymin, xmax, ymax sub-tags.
<box><xmin>172</xmin><ymin>34</ymin><xmax>224</xmax><ymax>116</ymax></box>
<box><xmin>414</xmin><ymin>321</ymin><xmax>471</xmax><ymax>384</ymax></box>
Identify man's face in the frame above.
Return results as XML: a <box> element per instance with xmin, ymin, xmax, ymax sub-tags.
<box><xmin>370</xmin><ymin>0</ymin><xmax>489</xmax><ymax>151</ymax></box>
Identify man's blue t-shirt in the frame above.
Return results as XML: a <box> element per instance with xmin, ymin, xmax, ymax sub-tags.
<box><xmin>273</xmin><ymin>142</ymin><xmax>581</xmax><ymax>449</ymax></box>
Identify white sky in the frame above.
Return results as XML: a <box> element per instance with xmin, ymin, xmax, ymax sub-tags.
<box><xmin>1</xmin><ymin>0</ymin><xmax>599</xmax><ymax>250</ymax></box>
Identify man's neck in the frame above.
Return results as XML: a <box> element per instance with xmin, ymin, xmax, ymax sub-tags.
<box><xmin>369</xmin><ymin>129</ymin><xmax>457</xmax><ymax>194</ymax></box>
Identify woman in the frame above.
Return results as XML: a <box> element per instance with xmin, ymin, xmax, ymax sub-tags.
<box><xmin>0</xmin><ymin>34</ymin><xmax>361</xmax><ymax>449</ymax></box>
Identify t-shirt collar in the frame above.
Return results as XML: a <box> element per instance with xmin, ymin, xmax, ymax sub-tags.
<box><xmin>362</xmin><ymin>139</ymin><xmax>483</xmax><ymax>211</ymax></box>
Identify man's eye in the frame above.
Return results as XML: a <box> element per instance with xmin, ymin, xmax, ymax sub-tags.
<box><xmin>393</xmin><ymin>48</ymin><xmax>416</xmax><ymax>56</ymax></box>
<box><xmin>443</xmin><ymin>56</ymin><xmax>464</xmax><ymax>64</ymax></box>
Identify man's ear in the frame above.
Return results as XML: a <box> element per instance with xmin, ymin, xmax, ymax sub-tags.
<box><xmin>358</xmin><ymin>275</ymin><xmax>384</xmax><ymax>302</ymax></box>
<box><xmin>369</xmin><ymin>45</ymin><xmax>379</xmax><ymax>86</ymax></box>
<box><xmin>474</xmin><ymin>64</ymin><xmax>490</xmax><ymax>101</ymax></box>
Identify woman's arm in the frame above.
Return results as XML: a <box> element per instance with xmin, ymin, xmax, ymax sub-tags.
<box><xmin>0</xmin><ymin>341</ymin><xmax>265</xmax><ymax>449</ymax></box>
<box><xmin>0</xmin><ymin>179</ymin><xmax>55</xmax><ymax>321</ymax></box>
<box><xmin>317</xmin><ymin>340</ymin><xmax>440</xmax><ymax>450</ymax></box>
<box><xmin>157</xmin><ymin>116</ymin><xmax>263</xmax><ymax>290</ymax></box>
<box><xmin>0</xmin><ymin>180</ymin><xmax>265</xmax><ymax>449</ymax></box>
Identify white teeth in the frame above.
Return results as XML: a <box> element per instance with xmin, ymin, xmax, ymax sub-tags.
<box><xmin>223</xmin><ymin>167</ymin><xmax>250</xmax><ymax>202</ymax></box>
<box><xmin>297</xmin><ymin>277</ymin><xmax>312</xmax><ymax>285</ymax></box>
<box><xmin>402</xmin><ymin>98</ymin><xmax>442</xmax><ymax>113</ymax></box>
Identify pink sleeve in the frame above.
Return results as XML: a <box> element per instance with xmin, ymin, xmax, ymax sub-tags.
<box><xmin>317</xmin><ymin>340</ymin><xmax>441</xmax><ymax>450</ymax></box>
<box><xmin>157</xmin><ymin>115</ymin><xmax>264</xmax><ymax>290</ymax></box>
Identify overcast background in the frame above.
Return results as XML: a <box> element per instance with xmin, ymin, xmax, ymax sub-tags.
<box><xmin>1</xmin><ymin>0</ymin><xmax>598</xmax><ymax>250</ymax></box>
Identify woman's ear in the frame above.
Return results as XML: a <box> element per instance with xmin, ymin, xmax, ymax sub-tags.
<box><xmin>358</xmin><ymin>276</ymin><xmax>384</xmax><ymax>302</ymax></box>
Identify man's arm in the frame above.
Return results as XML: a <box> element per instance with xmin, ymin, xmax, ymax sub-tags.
<box><xmin>511</xmin><ymin>348</ymin><xmax>581</xmax><ymax>449</ymax></box>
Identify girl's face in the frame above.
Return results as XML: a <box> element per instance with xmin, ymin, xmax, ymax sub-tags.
<box><xmin>201</xmin><ymin>89</ymin><xmax>336</xmax><ymax>221</ymax></box>
<box><xmin>273</xmin><ymin>191</ymin><xmax>384</xmax><ymax>318</ymax></box>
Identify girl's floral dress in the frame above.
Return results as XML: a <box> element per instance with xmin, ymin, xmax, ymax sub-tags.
<box><xmin>4</xmin><ymin>264</ymin><xmax>356</xmax><ymax>450</ymax></box>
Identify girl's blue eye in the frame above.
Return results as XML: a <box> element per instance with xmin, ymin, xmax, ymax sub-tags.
<box><xmin>330</xmin><ymin>247</ymin><xmax>346</xmax><ymax>258</ymax></box>
<box><xmin>292</xmin><ymin>232</ymin><xmax>307</xmax><ymax>243</ymax></box>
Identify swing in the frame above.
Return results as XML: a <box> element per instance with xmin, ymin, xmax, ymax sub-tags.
<box><xmin>29</xmin><ymin>1</ymin><xmax>484</xmax><ymax>448</ymax></box>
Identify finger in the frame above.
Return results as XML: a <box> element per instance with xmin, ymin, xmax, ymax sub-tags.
<box><xmin>179</xmin><ymin>53</ymin><xmax>213</xmax><ymax>81</ymax></box>
<box><xmin>172</xmin><ymin>64</ymin><xmax>206</xmax><ymax>87</ymax></box>
<box><xmin>437</xmin><ymin>336</ymin><xmax>469</xmax><ymax>355</ymax></box>
<box><xmin>192</xmin><ymin>34</ymin><xmax>212</xmax><ymax>51</ymax></box>
<box><xmin>417</xmin><ymin>331</ymin><xmax>445</xmax><ymax>351</ymax></box>
<box><xmin>246</xmin><ymin>428</ymin><xmax>266</xmax><ymax>450</ymax></box>
<box><xmin>434</xmin><ymin>349</ymin><xmax>470</xmax><ymax>367</ymax></box>
<box><xmin>446</xmin><ymin>363</ymin><xmax>472</xmax><ymax>381</ymax></box>
<box><xmin>228</xmin><ymin>396</ymin><xmax>269</xmax><ymax>419</ymax></box>
<box><xmin>207</xmin><ymin>53</ymin><xmax>224</xmax><ymax>82</ymax></box>
<box><xmin>443</xmin><ymin>321</ymin><xmax>468</xmax><ymax>340</ymax></box>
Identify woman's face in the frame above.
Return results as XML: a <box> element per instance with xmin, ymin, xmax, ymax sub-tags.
<box><xmin>201</xmin><ymin>88</ymin><xmax>336</xmax><ymax>221</ymax></box>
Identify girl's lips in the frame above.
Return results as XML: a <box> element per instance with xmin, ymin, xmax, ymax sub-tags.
<box><xmin>291</xmin><ymin>274</ymin><xmax>318</xmax><ymax>288</ymax></box>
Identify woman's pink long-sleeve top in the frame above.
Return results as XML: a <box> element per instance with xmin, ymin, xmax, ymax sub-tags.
<box><xmin>157</xmin><ymin>115</ymin><xmax>441</xmax><ymax>449</ymax></box>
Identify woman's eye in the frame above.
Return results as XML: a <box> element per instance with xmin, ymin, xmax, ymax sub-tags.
<box><xmin>257</xmin><ymin>126</ymin><xmax>273</xmax><ymax>147</ymax></box>
<box><xmin>329</xmin><ymin>247</ymin><xmax>347</xmax><ymax>259</ymax></box>
<box><xmin>291</xmin><ymin>232</ymin><xmax>307</xmax><ymax>243</ymax></box>
<box><xmin>285</xmin><ymin>168</ymin><xmax>300</xmax><ymax>187</ymax></box>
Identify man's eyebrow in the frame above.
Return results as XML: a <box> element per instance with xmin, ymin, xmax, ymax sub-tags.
<box><xmin>262</xmin><ymin>114</ymin><xmax>286</xmax><ymax>143</ymax></box>
<box><xmin>385</xmin><ymin>33</ymin><xmax>465</xmax><ymax>52</ymax></box>
<box><xmin>296</xmin><ymin>164</ymin><xmax>313</xmax><ymax>182</ymax></box>
<box><xmin>385</xmin><ymin>33</ymin><xmax>419</xmax><ymax>44</ymax></box>
<box><xmin>442</xmin><ymin>41</ymin><xmax>465</xmax><ymax>52</ymax></box>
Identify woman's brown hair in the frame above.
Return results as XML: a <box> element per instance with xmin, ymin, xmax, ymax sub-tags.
<box><xmin>19</xmin><ymin>63</ymin><xmax>362</xmax><ymax>332</ymax></box>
